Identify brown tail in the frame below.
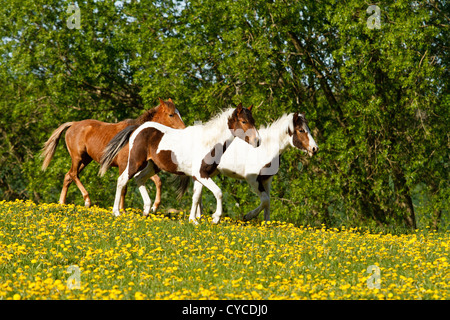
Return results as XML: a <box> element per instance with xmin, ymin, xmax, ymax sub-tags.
<box><xmin>41</xmin><ymin>122</ymin><xmax>74</xmax><ymax>171</ymax></box>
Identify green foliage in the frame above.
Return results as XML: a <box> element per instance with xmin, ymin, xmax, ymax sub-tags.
<box><xmin>0</xmin><ymin>0</ymin><xmax>448</xmax><ymax>231</ymax></box>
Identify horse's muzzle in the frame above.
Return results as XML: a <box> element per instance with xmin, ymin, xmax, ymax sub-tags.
<box><xmin>250</xmin><ymin>136</ymin><xmax>261</xmax><ymax>148</ymax></box>
<box><xmin>244</xmin><ymin>129</ymin><xmax>261</xmax><ymax>148</ymax></box>
<box><xmin>308</xmin><ymin>146</ymin><xmax>319</xmax><ymax>157</ymax></box>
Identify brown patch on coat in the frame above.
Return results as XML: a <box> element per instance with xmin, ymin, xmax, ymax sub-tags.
<box><xmin>156</xmin><ymin>150</ymin><xmax>184</xmax><ymax>175</ymax></box>
<box><xmin>256</xmin><ymin>156</ymin><xmax>280</xmax><ymax>192</ymax></box>
<box><xmin>127</xmin><ymin>128</ymin><xmax>157</xmax><ymax>179</ymax></box>
<box><xmin>199</xmin><ymin>143</ymin><xmax>226</xmax><ymax>178</ymax></box>
<box><xmin>128</xmin><ymin>126</ymin><xmax>185</xmax><ymax>179</ymax></box>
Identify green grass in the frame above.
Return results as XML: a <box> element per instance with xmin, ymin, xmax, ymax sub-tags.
<box><xmin>0</xmin><ymin>200</ymin><xmax>448</xmax><ymax>300</ymax></box>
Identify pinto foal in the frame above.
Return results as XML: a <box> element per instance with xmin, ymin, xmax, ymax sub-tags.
<box><xmin>100</xmin><ymin>104</ymin><xmax>260</xmax><ymax>224</ymax></box>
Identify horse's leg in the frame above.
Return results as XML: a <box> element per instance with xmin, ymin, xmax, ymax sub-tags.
<box><xmin>189</xmin><ymin>180</ymin><xmax>204</xmax><ymax>224</ymax></box>
<box><xmin>196</xmin><ymin>192</ymin><xmax>203</xmax><ymax>219</ymax></box>
<box><xmin>261</xmin><ymin>177</ymin><xmax>273</xmax><ymax>221</ymax></box>
<box><xmin>119</xmin><ymin>185</ymin><xmax>127</xmax><ymax>211</ymax></box>
<box><xmin>194</xmin><ymin>176</ymin><xmax>223</xmax><ymax>224</ymax></box>
<box><xmin>60</xmin><ymin>155</ymin><xmax>92</xmax><ymax>207</ymax></box>
<box><xmin>150</xmin><ymin>174</ymin><xmax>162</xmax><ymax>212</ymax></box>
<box><xmin>116</xmin><ymin>139</ymin><xmax>154</xmax><ymax>216</ymax></box>
<box><xmin>59</xmin><ymin>135</ymin><xmax>75</xmax><ymax>206</ymax></box>
<box><xmin>72</xmin><ymin>156</ymin><xmax>93</xmax><ymax>207</ymax></box>
<box><xmin>243</xmin><ymin>176</ymin><xmax>270</xmax><ymax>221</ymax></box>
<box><xmin>113</xmin><ymin>168</ymin><xmax>129</xmax><ymax>217</ymax></box>
<box><xmin>134</xmin><ymin>162</ymin><xmax>156</xmax><ymax>216</ymax></box>
<box><xmin>59</xmin><ymin>155</ymin><xmax>79</xmax><ymax>205</ymax></box>
<box><xmin>118</xmin><ymin>165</ymin><xmax>127</xmax><ymax>211</ymax></box>
<box><xmin>59</xmin><ymin>171</ymin><xmax>73</xmax><ymax>205</ymax></box>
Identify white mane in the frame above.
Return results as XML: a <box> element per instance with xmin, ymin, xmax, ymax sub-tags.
<box><xmin>192</xmin><ymin>108</ymin><xmax>235</xmax><ymax>147</ymax></box>
<box><xmin>193</xmin><ymin>107</ymin><xmax>234</xmax><ymax>131</ymax></box>
<box><xmin>257</xmin><ymin>113</ymin><xmax>294</xmax><ymax>152</ymax></box>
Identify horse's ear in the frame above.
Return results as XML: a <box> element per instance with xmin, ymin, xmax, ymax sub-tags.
<box><xmin>248</xmin><ymin>105</ymin><xmax>253</xmax><ymax>111</ymax></box>
<box><xmin>159</xmin><ymin>98</ymin><xmax>166</xmax><ymax>107</ymax></box>
<box><xmin>168</xmin><ymin>98</ymin><xmax>173</xmax><ymax>103</ymax></box>
<box><xmin>293</xmin><ymin>112</ymin><xmax>299</xmax><ymax>123</ymax></box>
<box><xmin>236</xmin><ymin>103</ymin><xmax>243</xmax><ymax>114</ymax></box>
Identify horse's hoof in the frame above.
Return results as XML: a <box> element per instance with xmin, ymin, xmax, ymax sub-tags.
<box><xmin>113</xmin><ymin>211</ymin><xmax>121</xmax><ymax>217</ymax></box>
<box><xmin>211</xmin><ymin>216</ymin><xmax>221</xmax><ymax>224</ymax></box>
<box><xmin>189</xmin><ymin>218</ymin><xmax>199</xmax><ymax>226</ymax></box>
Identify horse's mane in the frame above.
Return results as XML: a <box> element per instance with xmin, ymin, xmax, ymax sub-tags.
<box><xmin>122</xmin><ymin>106</ymin><xmax>159</xmax><ymax>126</ymax></box>
<box><xmin>258</xmin><ymin>113</ymin><xmax>293</xmax><ymax>140</ymax></box>
<box><xmin>136</xmin><ymin>107</ymin><xmax>159</xmax><ymax>125</ymax></box>
<box><xmin>259</xmin><ymin>112</ymin><xmax>307</xmax><ymax>138</ymax></box>
<box><xmin>189</xmin><ymin>107</ymin><xmax>235</xmax><ymax>147</ymax></box>
<box><xmin>257</xmin><ymin>113</ymin><xmax>308</xmax><ymax>151</ymax></box>
<box><xmin>195</xmin><ymin>108</ymin><xmax>235</xmax><ymax>130</ymax></box>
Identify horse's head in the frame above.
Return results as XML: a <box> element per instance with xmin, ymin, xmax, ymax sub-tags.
<box><xmin>228</xmin><ymin>103</ymin><xmax>260</xmax><ymax>148</ymax></box>
<box><xmin>289</xmin><ymin>112</ymin><xmax>318</xmax><ymax>157</ymax></box>
<box><xmin>155</xmin><ymin>98</ymin><xmax>186</xmax><ymax>129</ymax></box>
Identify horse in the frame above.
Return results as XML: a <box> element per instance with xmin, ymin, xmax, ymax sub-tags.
<box><xmin>41</xmin><ymin>98</ymin><xmax>185</xmax><ymax>211</ymax></box>
<box><xmin>189</xmin><ymin>112</ymin><xmax>318</xmax><ymax>223</ymax></box>
<box><xmin>99</xmin><ymin>103</ymin><xmax>261</xmax><ymax>224</ymax></box>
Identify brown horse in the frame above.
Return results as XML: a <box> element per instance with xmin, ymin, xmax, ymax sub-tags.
<box><xmin>41</xmin><ymin>98</ymin><xmax>185</xmax><ymax>210</ymax></box>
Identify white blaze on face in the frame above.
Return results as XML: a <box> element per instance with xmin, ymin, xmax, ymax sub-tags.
<box><xmin>247</xmin><ymin>127</ymin><xmax>261</xmax><ymax>148</ymax></box>
<box><xmin>175</xmin><ymin>108</ymin><xmax>184</xmax><ymax>124</ymax></box>
<box><xmin>305</xmin><ymin>124</ymin><xmax>318</xmax><ymax>156</ymax></box>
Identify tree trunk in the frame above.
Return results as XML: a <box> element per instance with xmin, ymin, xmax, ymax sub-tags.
<box><xmin>393</xmin><ymin>166</ymin><xmax>417</xmax><ymax>229</ymax></box>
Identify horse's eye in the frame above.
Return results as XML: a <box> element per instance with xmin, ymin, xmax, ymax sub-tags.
<box><xmin>169</xmin><ymin>114</ymin><xmax>174</xmax><ymax>117</ymax></box>
<box><xmin>299</xmin><ymin>129</ymin><xmax>305</xmax><ymax>133</ymax></box>
<box><xmin>241</xmin><ymin>120</ymin><xmax>247</xmax><ymax>124</ymax></box>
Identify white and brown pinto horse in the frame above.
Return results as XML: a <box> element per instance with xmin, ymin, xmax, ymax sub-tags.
<box><xmin>189</xmin><ymin>112</ymin><xmax>318</xmax><ymax>223</ymax></box>
<box><xmin>99</xmin><ymin>104</ymin><xmax>260</xmax><ymax>224</ymax></box>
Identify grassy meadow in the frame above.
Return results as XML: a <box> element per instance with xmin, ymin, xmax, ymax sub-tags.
<box><xmin>0</xmin><ymin>200</ymin><xmax>448</xmax><ymax>300</ymax></box>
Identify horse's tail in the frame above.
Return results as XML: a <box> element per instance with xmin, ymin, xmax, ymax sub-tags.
<box><xmin>99</xmin><ymin>125</ymin><xmax>138</xmax><ymax>177</ymax></box>
<box><xmin>170</xmin><ymin>175</ymin><xmax>191</xmax><ymax>200</ymax></box>
<box><xmin>41</xmin><ymin>122</ymin><xmax>74</xmax><ymax>171</ymax></box>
